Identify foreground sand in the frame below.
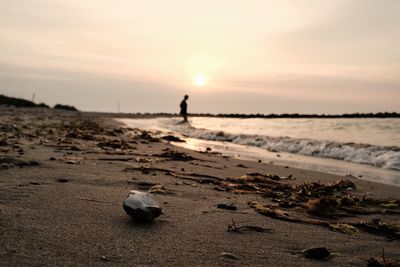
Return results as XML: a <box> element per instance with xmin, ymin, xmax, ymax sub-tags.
<box><xmin>0</xmin><ymin>107</ymin><xmax>399</xmax><ymax>266</ymax></box>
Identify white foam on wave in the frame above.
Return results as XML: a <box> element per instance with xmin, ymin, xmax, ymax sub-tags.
<box><xmin>165</xmin><ymin>123</ymin><xmax>400</xmax><ymax>171</ymax></box>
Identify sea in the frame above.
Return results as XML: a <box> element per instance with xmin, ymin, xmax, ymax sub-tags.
<box><xmin>118</xmin><ymin>117</ymin><xmax>400</xmax><ymax>186</ymax></box>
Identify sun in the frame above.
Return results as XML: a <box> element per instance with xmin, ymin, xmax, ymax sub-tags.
<box><xmin>194</xmin><ymin>74</ymin><xmax>207</xmax><ymax>87</ymax></box>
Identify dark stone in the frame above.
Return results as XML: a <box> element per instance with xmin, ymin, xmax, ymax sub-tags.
<box><xmin>123</xmin><ymin>190</ymin><xmax>162</xmax><ymax>222</ymax></box>
<box><xmin>217</xmin><ymin>202</ymin><xmax>237</xmax><ymax>210</ymax></box>
<box><xmin>302</xmin><ymin>247</ymin><xmax>330</xmax><ymax>260</ymax></box>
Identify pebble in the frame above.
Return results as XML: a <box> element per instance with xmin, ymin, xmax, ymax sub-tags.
<box><xmin>302</xmin><ymin>247</ymin><xmax>330</xmax><ymax>260</ymax></box>
<box><xmin>217</xmin><ymin>202</ymin><xmax>237</xmax><ymax>210</ymax></box>
<box><xmin>123</xmin><ymin>190</ymin><xmax>162</xmax><ymax>222</ymax></box>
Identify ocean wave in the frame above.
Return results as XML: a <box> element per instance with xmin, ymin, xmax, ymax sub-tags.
<box><xmin>165</xmin><ymin>123</ymin><xmax>400</xmax><ymax>171</ymax></box>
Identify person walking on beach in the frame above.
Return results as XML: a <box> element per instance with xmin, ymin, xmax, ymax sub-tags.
<box><xmin>179</xmin><ymin>95</ymin><xmax>189</xmax><ymax>123</ymax></box>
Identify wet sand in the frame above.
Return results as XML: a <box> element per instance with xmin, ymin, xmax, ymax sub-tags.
<box><xmin>0</xmin><ymin>107</ymin><xmax>399</xmax><ymax>266</ymax></box>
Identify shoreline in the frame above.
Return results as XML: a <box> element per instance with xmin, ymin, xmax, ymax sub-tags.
<box><xmin>117</xmin><ymin>117</ymin><xmax>400</xmax><ymax>187</ymax></box>
<box><xmin>1</xmin><ymin>107</ymin><xmax>399</xmax><ymax>266</ymax></box>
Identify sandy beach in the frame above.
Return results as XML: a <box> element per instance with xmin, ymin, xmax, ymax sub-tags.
<box><xmin>1</xmin><ymin>107</ymin><xmax>399</xmax><ymax>266</ymax></box>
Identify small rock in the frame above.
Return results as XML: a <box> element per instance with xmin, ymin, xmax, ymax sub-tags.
<box><xmin>123</xmin><ymin>190</ymin><xmax>162</xmax><ymax>222</ymax></box>
<box><xmin>66</xmin><ymin>160</ymin><xmax>76</xmax><ymax>164</ymax></box>
<box><xmin>302</xmin><ymin>247</ymin><xmax>330</xmax><ymax>260</ymax></box>
<box><xmin>49</xmin><ymin>157</ymin><xmax>57</xmax><ymax>161</ymax></box>
<box><xmin>30</xmin><ymin>181</ymin><xmax>41</xmax><ymax>185</ymax></box>
<box><xmin>258</xmin><ymin>159</ymin><xmax>262</xmax><ymax>163</ymax></box>
<box><xmin>217</xmin><ymin>203</ymin><xmax>237</xmax><ymax>210</ymax></box>
<box><xmin>57</xmin><ymin>178</ymin><xmax>69</xmax><ymax>183</ymax></box>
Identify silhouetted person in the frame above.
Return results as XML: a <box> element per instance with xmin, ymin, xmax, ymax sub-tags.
<box><xmin>180</xmin><ymin>95</ymin><xmax>189</xmax><ymax>123</ymax></box>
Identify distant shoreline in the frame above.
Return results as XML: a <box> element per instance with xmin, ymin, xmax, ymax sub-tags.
<box><xmin>1</xmin><ymin>94</ymin><xmax>399</xmax><ymax>118</ymax></box>
<box><xmin>99</xmin><ymin>112</ymin><xmax>400</xmax><ymax>119</ymax></box>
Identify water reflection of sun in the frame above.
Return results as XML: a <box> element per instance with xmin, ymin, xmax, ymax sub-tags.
<box><xmin>194</xmin><ymin>74</ymin><xmax>207</xmax><ymax>87</ymax></box>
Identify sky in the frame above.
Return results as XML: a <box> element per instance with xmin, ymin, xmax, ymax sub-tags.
<box><xmin>0</xmin><ymin>0</ymin><xmax>399</xmax><ymax>114</ymax></box>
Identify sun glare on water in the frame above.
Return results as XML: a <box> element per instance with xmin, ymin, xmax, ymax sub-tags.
<box><xmin>194</xmin><ymin>74</ymin><xmax>207</xmax><ymax>87</ymax></box>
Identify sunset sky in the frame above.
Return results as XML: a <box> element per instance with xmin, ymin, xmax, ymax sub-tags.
<box><xmin>1</xmin><ymin>0</ymin><xmax>399</xmax><ymax>114</ymax></box>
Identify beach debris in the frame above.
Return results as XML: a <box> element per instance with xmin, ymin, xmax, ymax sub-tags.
<box><xmin>306</xmin><ymin>197</ymin><xmax>340</xmax><ymax>217</ymax></box>
<box><xmin>249</xmin><ymin>201</ymin><xmax>400</xmax><ymax>240</ymax></box>
<box><xmin>97</xmin><ymin>157</ymin><xmax>135</xmax><ymax>162</ymax></box>
<box><xmin>227</xmin><ymin>219</ymin><xmax>271</xmax><ymax>233</ymax></box>
<box><xmin>155</xmin><ymin>150</ymin><xmax>195</xmax><ymax>161</ymax></box>
<box><xmin>353</xmin><ymin>219</ymin><xmax>400</xmax><ymax>240</ymax></box>
<box><xmin>328</xmin><ymin>223</ymin><xmax>359</xmax><ymax>235</ymax></box>
<box><xmin>123</xmin><ymin>190</ymin><xmax>162</xmax><ymax>222</ymax></box>
<box><xmin>0</xmin><ymin>156</ymin><xmax>39</xmax><ymax>168</ymax></box>
<box><xmin>220</xmin><ymin>252</ymin><xmax>240</xmax><ymax>260</ymax></box>
<box><xmin>161</xmin><ymin>135</ymin><xmax>185</xmax><ymax>142</ymax></box>
<box><xmin>148</xmin><ymin>184</ymin><xmax>167</xmax><ymax>194</ymax></box>
<box><xmin>125</xmin><ymin>166</ymin><xmax>221</xmax><ymax>185</ymax></box>
<box><xmin>248</xmin><ymin>202</ymin><xmax>292</xmax><ymax>221</ymax></box>
<box><xmin>367</xmin><ymin>249</ymin><xmax>400</xmax><ymax>267</ymax></box>
<box><xmin>302</xmin><ymin>247</ymin><xmax>330</xmax><ymax>260</ymax></box>
<box><xmin>52</xmin><ymin>118</ymin><xmax>397</xmax><ymax>240</ymax></box>
<box><xmin>97</xmin><ymin>139</ymin><xmax>133</xmax><ymax>150</ymax></box>
<box><xmin>217</xmin><ymin>202</ymin><xmax>237</xmax><ymax>210</ymax></box>
<box><xmin>63</xmin><ymin>119</ymin><xmax>103</xmax><ymax>140</ymax></box>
